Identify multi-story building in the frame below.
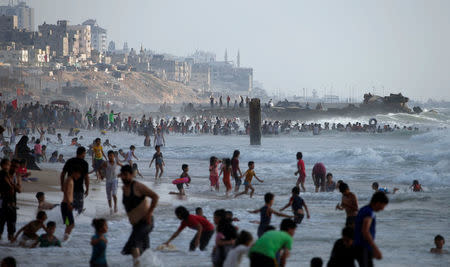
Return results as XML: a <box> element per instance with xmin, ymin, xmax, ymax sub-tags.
<box><xmin>0</xmin><ymin>1</ymin><xmax>34</xmax><ymax>31</ymax></box>
<box><xmin>190</xmin><ymin>63</ymin><xmax>210</xmax><ymax>92</ymax></box>
<box><xmin>150</xmin><ymin>55</ymin><xmax>191</xmax><ymax>84</ymax></box>
<box><xmin>0</xmin><ymin>14</ymin><xmax>17</xmax><ymax>31</ymax></box>
<box><xmin>82</xmin><ymin>19</ymin><xmax>107</xmax><ymax>53</ymax></box>
<box><xmin>68</xmin><ymin>24</ymin><xmax>91</xmax><ymax>58</ymax></box>
<box><xmin>209</xmin><ymin>61</ymin><xmax>253</xmax><ymax>95</ymax></box>
<box><xmin>36</xmin><ymin>20</ymin><xmax>69</xmax><ymax>58</ymax></box>
<box><xmin>0</xmin><ymin>48</ymin><xmax>28</xmax><ymax>64</ymax></box>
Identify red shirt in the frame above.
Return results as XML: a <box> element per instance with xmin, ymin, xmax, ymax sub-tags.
<box><xmin>297</xmin><ymin>159</ymin><xmax>306</xmax><ymax>179</ymax></box>
<box><xmin>178</xmin><ymin>215</ymin><xmax>214</xmax><ymax>232</ymax></box>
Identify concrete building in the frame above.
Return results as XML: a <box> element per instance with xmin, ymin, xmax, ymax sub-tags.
<box><xmin>0</xmin><ymin>1</ymin><xmax>34</xmax><ymax>31</ymax></box>
<box><xmin>37</xmin><ymin>20</ymin><xmax>69</xmax><ymax>57</ymax></box>
<box><xmin>150</xmin><ymin>55</ymin><xmax>191</xmax><ymax>84</ymax></box>
<box><xmin>190</xmin><ymin>63</ymin><xmax>210</xmax><ymax>92</ymax></box>
<box><xmin>209</xmin><ymin>61</ymin><xmax>253</xmax><ymax>95</ymax></box>
<box><xmin>82</xmin><ymin>19</ymin><xmax>107</xmax><ymax>53</ymax></box>
<box><xmin>68</xmin><ymin>24</ymin><xmax>91</xmax><ymax>58</ymax></box>
<box><xmin>0</xmin><ymin>14</ymin><xmax>17</xmax><ymax>31</ymax></box>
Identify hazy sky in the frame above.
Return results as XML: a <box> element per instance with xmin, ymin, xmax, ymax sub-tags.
<box><xmin>26</xmin><ymin>0</ymin><xmax>450</xmax><ymax>100</ymax></box>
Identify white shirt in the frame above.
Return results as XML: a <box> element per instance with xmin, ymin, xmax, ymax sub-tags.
<box><xmin>223</xmin><ymin>245</ymin><xmax>249</xmax><ymax>267</ymax></box>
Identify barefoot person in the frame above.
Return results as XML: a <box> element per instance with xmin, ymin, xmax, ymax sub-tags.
<box><xmin>295</xmin><ymin>152</ymin><xmax>306</xmax><ymax>191</ymax></box>
<box><xmin>280</xmin><ymin>186</ymin><xmax>310</xmax><ymax>225</ymax></box>
<box><xmin>149</xmin><ymin>145</ymin><xmax>164</xmax><ymax>180</ymax></box>
<box><xmin>235</xmin><ymin>161</ymin><xmax>264</xmax><ymax>198</ymax></box>
<box><xmin>103</xmin><ymin>150</ymin><xmax>122</xmax><ymax>214</ymax></box>
<box><xmin>164</xmin><ymin>206</ymin><xmax>215</xmax><ymax>251</ymax></box>
<box><xmin>60</xmin><ymin>147</ymin><xmax>89</xmax><ymax>215</ymax></box>
<box><xmin>120</xmin><ymin>165</ymin><xmax>159</xmax><ymax>266</ymax></box>
<box><xmin>312</xmin><ymin>162</ymin><xmax>326</xmax><ymax>192</ymax></box>
<box><xmin>61</xmin><ymin>164</ymin><xmax>82</xmax><ymax>241</ymax></box>
<box><xmin>354</xmin><ymin>191</ymin><xmax>389</xmax><ymax>267</ymax></box>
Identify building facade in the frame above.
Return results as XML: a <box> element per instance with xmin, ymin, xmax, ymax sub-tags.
<box><xmin>82</xmin><ymin>19</ymin><xmax>107</xmax><ymax>53</ymax></box>
<box><xmin>0</xmin><ymin>1</ymin><xmax>34</xmax><ymax>31</ymax></box>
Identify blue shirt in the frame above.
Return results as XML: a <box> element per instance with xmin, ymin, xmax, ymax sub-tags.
<box><xmin>90</xmin><ymin>234</ymin><xmax>107</xmax><ymax>265</ymax></box>
<box><xmin>291</xmin><ymin>195</ymin><xmax>304</xmax><ymax>211</ymax></box>
<box><xmin>354</xmin><ymin>205</ymin><xmax>376</xmax><ymax>250</ymax></box>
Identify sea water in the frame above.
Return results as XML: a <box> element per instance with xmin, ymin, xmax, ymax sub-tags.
<box><xmin>1</xmin><ymin>110</ymin><xmax>449</xmax><ymax>266</ymax></box>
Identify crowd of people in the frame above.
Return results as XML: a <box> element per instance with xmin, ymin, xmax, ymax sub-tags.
<box><xmin>0</xmin><ymin>129</ymin><xmax>444</xmax><ymax>267</ymax></box>
<box><xmin>0</xmin><ymin>101</ymin><xmax>445</xmax><ymax>267</ymax></box>
<box><xmin>0</xmin><ymin>101</ymin><xmax>422</xmax><ymax>149</ymax></box>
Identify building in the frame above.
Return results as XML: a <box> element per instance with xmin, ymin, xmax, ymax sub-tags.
<box><xmin>82</xmin><ymin>19</ymin><xmax>107</xmax><ymax>53</ymax></box>
<box><xmin>37</xmin><ymin>20</ymin><xmax>69</xmax><ymax>57</ymax></box>
<box><xmin>150</xmin><ymin>55</ymin><xmax>191</xmax><ymax>84</ymax></box>
<box><xmin>68</xmin><ymin>24</ymin><xmax>91</xmax><ymax>58</ymax></box>
<box><xmin>190</xmin><ymin>63</ymin><xmax>210</xmax><ymax>92</ymax></box>
<box><xmin>209</xmin><ymin>61</ymin><xmax>253</xmax><ymax>94</ymax></box>
<box><xmin>0</xmin><ymin>1</ymin><xmax>34</xmax><ymax>31</ymax></box>
<box><xmin>0</xmin><ymin>15</ymin><xmax>17</xmax><ymax>31</ymax></box>
<box><xmin>0</xmin><ymin>48</ymin><xmax>28</xmax><ymax>64</ymax></box>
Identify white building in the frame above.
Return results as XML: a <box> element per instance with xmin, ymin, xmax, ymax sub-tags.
<box><xmin>68</xmin><ymin>24</ymin><xmax>91</xmax><ymax>58</ymax></box>
<box><xmin>82</xmin><ymin>19</ymin><xmax>107</xmax><ymax>53</ymax></box>
<box><xmin>0</xmin><ymin>49</ymin><xmax>28</xmax><ymax>64</ymax></box>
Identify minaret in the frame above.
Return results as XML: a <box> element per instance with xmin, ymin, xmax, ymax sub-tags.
<box><xmin>224</xmin><ymin>49</ymin><xmax>228</xmax><ymax>62</ymax></box>
<box><xmin>237</xmin><ymin>50</ymin><xmax>240</xmax><ymax>67</ymax></box>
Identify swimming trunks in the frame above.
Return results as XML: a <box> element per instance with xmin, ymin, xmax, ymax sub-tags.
<box><xmin>122</xmin><ymin>218</ymin><xmax>154</xmax><ymax>255</ymax></box>
<box><xmin>60</xmin><ymin>202</ymin><xmax>74</xmax><ymax>226</ymax></box>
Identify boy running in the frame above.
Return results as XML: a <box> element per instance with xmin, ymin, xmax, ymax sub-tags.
<box><xmin>102</xmin><ymin>150</ymin><xmax>122</xmax><ymax>214</ymax></box>
<box><xmin>235</xmin><ymin>161</ymin><xmax>263</xmax><ymax>198</ymax></box>
<box><xmin>92</xmin><ymin>138</ymin><xmax>106</xmax><ymax>181</ymax></box>
<box><xmin>249</xmin><ymin>193</ymin><xmax>292</xmax><ymax>237</ymax></box>
<box><xmin>280</xmin><ymin>186</ymin><xmax>310</xmax><ymax>224</ymax></box>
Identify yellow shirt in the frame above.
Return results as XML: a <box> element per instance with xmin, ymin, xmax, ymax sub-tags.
<box><xmin>93</xmin><ymin>145</ymin><xmax>103</xmax><ymax>159</ymax></box>
<box><xmin>245</xmin><ymin>169</ymin><xmax>255</xmax><ymax>183</ymax></box>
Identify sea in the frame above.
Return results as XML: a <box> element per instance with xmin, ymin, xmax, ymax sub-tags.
<box><xmin>1</xmin><ymin>109</ymin><xmax>449</xmax><ymax>267</ymax></box>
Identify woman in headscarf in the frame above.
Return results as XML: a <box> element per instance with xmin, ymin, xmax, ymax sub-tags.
<box><xmin>14</xmin><ymin>136</ymin><xmax>40</xmax><ymax>170</ymax></box>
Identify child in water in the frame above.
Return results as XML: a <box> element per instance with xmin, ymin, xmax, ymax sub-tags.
<box><xmin>223</xmin><ymin>231</ymin><xmax>253</xmax><ymax>267</ymax></box>
<box><xmin>170</xmin><ymin>164</ymin><xmax>191</xmax><ymax>195</ymax></box>
<box><xmin>149</xmin><ymin>145</ymin><xmax>164</xmax><ymax>180</ymax></box>
<box><xmin>280</xmin><ymin>186</ymin><xmax>310</xmax><ymax>224</ymax></box>
<box><xmin>430</xmin><ymin>235</ymin><xmax>448</xmax><ymax>254</ymax></box>
<box><xmin>90</xmin><ymin>218</ymin><xmax>108</xmax><ymax>267</ymax></box>
<box><xmin>411</xmin><ymin>180</ymin><xmax>423</xmax><ymax>192</ymax></box>
<box><xmin>219</xmin><ymin>158</ymin><xmax>233</xmax><ymax>196</ymax></box>
<box><xmin>235</xmin><ymin>161</ymin><xmax>264</xmax><ymax>198</ymax></box>
<box><xmin>125</xmin><ymin>145</ymin><xmax>139</xmax><ymax>166</ymax></box>
<box><xmin>31</xmin><ymin>221</ymin><xmax>61</xmax><ymax>248</ymax></box>
<box><xmin>36</xmin><ymin>192</ymin><xmax>58</xmax><ymax>211</ymax></box>
<box><xmin>132</xmin><ymin>163</ymin><xmax>144</xmax><ymax>178</ymax></box>
<box><xmin>372</xmin><ymin>182</ymin><xmax>399</xmax><ymax>194</ymax></box>
<box><xmin>209</xmin><ymin>156</ymin><xmax>221</xmax><ymax>191</ymax></box>
<box><xmin>12</xmin><ymin>211</ymin><xmax>47</xmax><ymax>246</ymax></box>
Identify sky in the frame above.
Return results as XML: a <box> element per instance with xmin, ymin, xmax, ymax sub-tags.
<box><xmin>23</xmin><ymin>0</ymin><xmax>450</xmax><ymax>100</ymax></box>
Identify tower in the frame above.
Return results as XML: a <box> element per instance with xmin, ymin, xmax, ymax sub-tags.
<box><xmin>237</xmin><ymin>50</ymin><xmax>240</xmax><ymax>67</ymax></box>
<box><xmin>224</xmin><ymin>49</ymin><xmax>228</xmax><ymax>62</ymax></box>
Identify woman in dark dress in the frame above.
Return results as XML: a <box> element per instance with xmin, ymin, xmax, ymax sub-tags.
<box><xmin>15</xmin><ymin>136</ymin><xmax>40</xmax><ymax>170</ymax></box>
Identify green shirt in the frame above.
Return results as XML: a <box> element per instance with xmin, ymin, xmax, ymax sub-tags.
<box><xmin>38</xmin><ymin>234</ymin><xmax>61</xmax><ymax>247</ymax></box>
<box><xmin>249</xmin><ymin>230</ymin><xmax>293</xmax><ymax>259</ymax></box>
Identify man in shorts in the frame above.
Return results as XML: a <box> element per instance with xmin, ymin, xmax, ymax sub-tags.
<box><xmin>61</xmin><ymin>164</ymin><xmax>82</xmax><ymax>240</ymax></box>
<box><xmin>312</xmin><ymin>162</ymin><xmax>326</xmax><ymax>192</ymax></box>
<box><xmin>121</xmin><ymin>165</ymin><xmax>159</xmax><ymax>266</ymax></box>
<box><xmin>60</xmin><ymin>147</ymin><xmax>89</xmax><ymax>215</ymax></box>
